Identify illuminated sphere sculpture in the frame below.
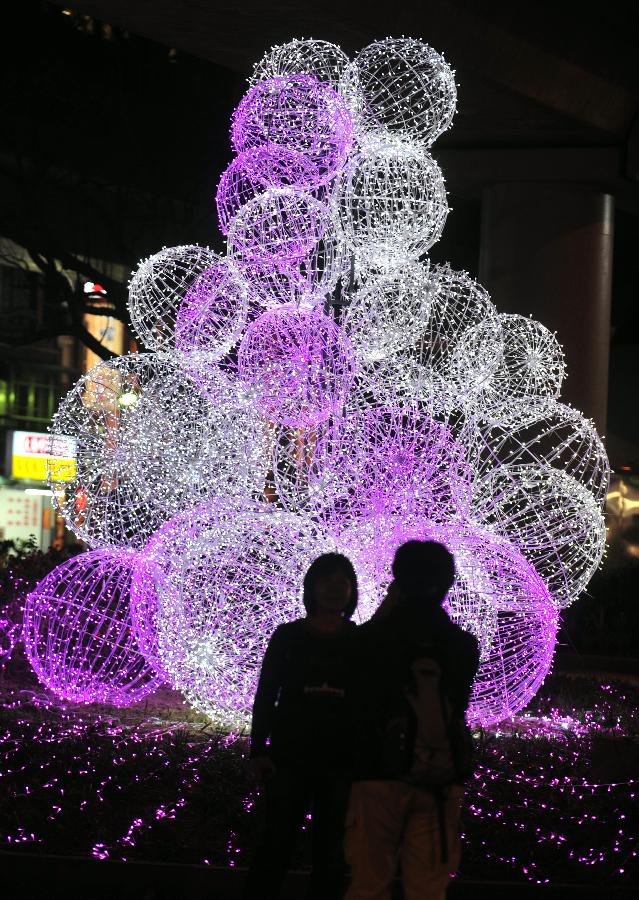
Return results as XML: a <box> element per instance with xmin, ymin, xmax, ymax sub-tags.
<box><xmin>356</xmin><ymin>266</ymin><xmax>502</xmax><ymax>410</ymax></box>
<box><xmin>238</xmin><ymin>305</ymin><xmax>356</xmax><ymax>427</ymax></box>
<box><xmin>250</xmin><ymin>39</ymin><xmax>349</xmax><ymax>91</ymax></box>
<box><xmin>233</xmin><ymin>215</ymin><xmax>348</xmax><ymax>311</ymax></box>
<box><xmin>216</xmin><ymin>147</ymin><xmax>321</xmax><ymax>235</ymax></box>
<box><xmin>272</xmin><ymin>404</ymin><xmax>471</xmax><ymax>526</ymax></box>
<box><xmin>118</xmin><ymin>364</ymin><xmax>268</xmax><ymax>515</ymax></box>
<box><xmin>231</xmin><ymin>75</ymin><xmax>353</xmax><ymax>186</ymax></box>
<box><xmin>23</xmin><ymin>550</ymin><xmax>162</xmax><ymax>706</ymax></box>
<box><xmin>472</xmin><ymin>464</ymin><xmax>607</xmax><ymax>608</ymax></box>
<box><xmin>339</xmin><ymin>138</ymin><xmax>448</xmax><ymax>270</ymax></box>
<box><xmin>333</xmin><ymin>517</ymin><xmax>557</xmax><ymax>724</ymax></box>
<box><xmin>341</xmin><ymin>262</ymin><xmax>433</xmax><ymax>363</ymax></box>
<box><xmin>37</xmin><ymin>35</ymin><xmax>609</xmax><ymax>726</ymax></box>
<box><xmin>342</xmin><ymin>38</ymin><xmax>457</xmax><ymax>145</ymax></box>
<box><xmin>486</xmin><ymin>314</ymin><xmax>565</xmax><ymax>403</ymax></box>
<box><xmin>469</xmin><ymin>398</ymin><xmax>610</xmax><ymax>507</ymax></box>
<box><xmin>47</xmin><ymin>354</ymin><xmax>180</xmax><ymax>549</ymax></box>
<box><xmin>128</xmin><ymin>245</ymin><xmax>219</xmax><ymax>350</ymax></box>
<box><xmin>467</xmin><ymin>597</ymin><xmax>558</xmax><ymax>726</ymax></box>
<box><xmin>131</xmin><ymin>502</ymin><xmax>330</xmax><ymax>727</ymax></box>
<box><xmin>174</xmin><ymin>258</ymin><xmax>248</xmax><ymax>358</ymax></box>
<box><xmin>228</xmin><ymin>188</ymin><xmax>331</xmax><ymax>268</ymax></box>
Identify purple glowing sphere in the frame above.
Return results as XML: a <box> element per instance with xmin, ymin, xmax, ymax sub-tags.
<box><xmin>272</xmin><ymin>404</ymin><xmax>471</xmax><ymax>526</ymax></box>
<box><xmin>232</xmin><ymin>211</ymin><xmax>348</xmax><ymax>311</ymax></box>
<box><xmin>216</xmin><ymin>147</ymin><xmax>322</xmax><ymax>235</ymax></box>
<box><xmin>228</xmin><ymin>187</ymin><xmax>331</xmax><ymax>269</ymax></box>
<box><xmin>334</xmin><ymin>516</ymin><xmax>557</xmax><ymax>723</ymax></box>
<box><xmin>23</xmin><ymin>550</ymin><xmax>162</xmax><ymax>707</ymax></box>
<box><xmin>174</xmin><ymin>258</ymin><xmax>248</xmax><ymax>358</ymax></box>
<box><xmin>131</xmin><ymin>501</ymin><xmax>331</xmax><ymax>727</ymax></box>
<box><xmin>467</xmin><ymin>598</ymin><xmax>558</xmax><ymax>727</ymax></box>
<box><xmin>231</xmin><ymin>74</ymin><xmax>353</xmax><ymax>186</ymax></box>
<box><xmin>238</xmin><ymin>305</ymin><xmax>356</xmax><ymax>427</ymax></box>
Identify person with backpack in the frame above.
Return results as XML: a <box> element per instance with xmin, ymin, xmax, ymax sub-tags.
<box><xmin>242</xmin><ymin>552</ymin><xmax>359</xmax><ymax>900</ymax></box>
<box><xmin>345</xmin><ymin>540</ymin><xmax>480</xmax><ymax>900</ymax></box>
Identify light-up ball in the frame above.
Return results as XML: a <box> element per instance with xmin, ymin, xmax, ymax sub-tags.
<box><xmin>338</xmin><ymin>137</ymin><xmax>448</xmax><ymax>270</ymax></box>
<box><xmin>238</xmin><ymin>305</ymin><xmax>356</xmax><ymax>427</ymax></box>
<box><xmin>131</xmin><ymin>502</ymin><xmax>330</xmax><ymax>728</ymax></box>
<box><xmin>127</xmin><ymin>245</ymin><xmax>219</xmax><ymax>350</ymax></box>
<box><xmin>342</xmin><ymin>38</ymin><xmax>457</xmax><ymax>145</ymax></box>
<box><xmin>231</xmin><ymin>74</ymin><xmax>353</xmax><ymax>186</ymax></box>
<box><xmin>23</xmin><ymin>550</ymin><xmax>162</xmax><ymax>706</ymax></box>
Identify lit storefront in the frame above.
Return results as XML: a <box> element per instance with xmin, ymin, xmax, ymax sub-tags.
<box><xmin>0</xmin><ymin>430</ymin><xmax>76</xmax><ymax>550</ymax></box>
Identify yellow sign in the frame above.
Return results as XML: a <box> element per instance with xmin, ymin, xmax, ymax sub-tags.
<box><xmin>10</xmin><ymin>431</ymin><xmax>76</xmax><ymax>484</ymax></box>
<box><xmin>12</xmin><ymin>455</ymin><xmax>76</xmax><ymax>482</ymax></box>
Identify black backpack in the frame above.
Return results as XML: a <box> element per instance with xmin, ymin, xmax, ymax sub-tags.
<box><xmin>379</xmin><ymin>637</ymin><xmax>474</xmax><ymax>789</ymax></box>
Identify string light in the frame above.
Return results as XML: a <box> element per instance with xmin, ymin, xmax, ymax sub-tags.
<box><xmin>28</xmin><ymin>36</ymin><xmax>608</xmax><ymax>730</ymax></box>
<box><xmin>250</xmin><ymin>39</ymin><xmax>350</xmax><ymax>91</ymax></box>
<box><xmin>341</xmin><ymin>38</ymin><xmax>457</xmax><ymax>146</ymax></box>
<box><xmin>128</xmin><ymin>245</ymin><xmax>219</xmax><ymax>350</ymax></box>
<box><xmin>22</xmin><ymin>550</ymin><xmax>162</xmax><ymax>706</ymax></box>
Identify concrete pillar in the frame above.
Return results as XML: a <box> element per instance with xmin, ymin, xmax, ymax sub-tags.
<box><xmin>479</xmin><ymin>184</ymin><xmax>614</xmax><ymax>434</ymax></box>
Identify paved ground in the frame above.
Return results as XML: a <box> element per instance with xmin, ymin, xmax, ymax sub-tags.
<box><xmin>3</xmin><ymin>852</ymin><xmax>637</xmax><ymax>900</ymax></box>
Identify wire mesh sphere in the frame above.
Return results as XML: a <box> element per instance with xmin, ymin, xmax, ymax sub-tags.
<box><xmin>131</xmin><ymin>502</ymin><xmax>331</xmax><ymax>728</ymax></box>
<box><xmin>238</xmin><ymin>305</ymin><xmax>356</xmax><ymax>427</ymax></box>
<box><xmin>117</xmin><ymin>362</ymin><xmax>269</xmax><ymax>516</ymax></box>
<box><xmin>216</xmin><ymin>147</ymin><xmax>322</xmax><ymax>236</ymax></box>
<box><xmin>231</xmin><ymin>75</ymin><xmax>353</xmax><ymax>187</ymax></box>
<box><xmin>173</xmin><ymin>258</ymin><xmax>248</xmax><ymax>359</ymax></box>
<box><xmin>467</xmin><ymin>598</ymin><xmax>558</xmax><ymax>726</ymax></box>
<box><xmin>342</xmin><ymin>38</ymin><xmax>457</xmax><ymax>146</ymax></box>
<box><xmin>341</xmin><ymin>262</ymin><xmax>433</xmax><ymax>363</ymax></box>
<box><xmin>250</xmin><ymin>39</ymin><xmax>350</xmax><ymax>91</ymax></box>
<box><xmin>228</xmin><ymin>187</ymin><xmax>332</xmax><ymax>269</ymax></box>
<box><xmin>23</xmin><ymin>550</ymin><xmax>162</xmax><ymax>706</ymax></box>
<box><xmin>233</xmin><ymin>215</ymin><xmax>349</xmax><ymax>311</ymax></box>
<box><xmin>468</xmin><ymin>398</ymin><xmax>610</xmax><ymax>508</ymax></box>
<box><xmin>356</xmin><ymin>266</ymin><xmax>502</xmax><ymax>410</ymax></box>
<box><xmin>338</xmin><ymin>137</ymin><xmax>448</xmax><ymax>271</ymax></box>
<box><xmin>127</xmin><ymin>245</ymin><xmax>220</xmax><ymax>350</ymax></box>
<box><xmin>335</xmin><ymin>514</ymin><xmax>556</xmax><ymax>724</ymax></box>
<box><xmin>271</xmin><ymin>404</ymin><xmax>472</xmax><ymax>526</ymax></box>
<box><xmin>47</xmin><ymin>354</ymin><xmax>192</xmax><ymax>549</ymax></box>
<box><xmin>485</xmin><ymin>314</ymin><xmax>565</xmax><ymax>403</ymax></box>
<box><xmin>472</xmin><ymin>464</ymin><xmax>607</xmax><ymax>608</ymax></box>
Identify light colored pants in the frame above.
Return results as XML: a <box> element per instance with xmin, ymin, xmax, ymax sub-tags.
<box><xmin>344</xmin><ymin>780</ymin><xmax>463</xmax><ymax>900</ymax></box>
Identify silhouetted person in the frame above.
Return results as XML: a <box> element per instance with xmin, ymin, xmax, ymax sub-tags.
<box><xmin>345</xmin><ymin>540</ymin><xmax>480</xmax><ymax>900</ymax></box>
<box><xmin>242</xmin><ymin>552</ymin><xmax>359</xmax><ymax>900</ymax></box>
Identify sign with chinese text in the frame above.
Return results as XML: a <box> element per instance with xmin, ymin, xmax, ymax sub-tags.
<box><xmin>10</xmin><ymin>431</ymin><xmax>76</xmax><ymax>482</ymax></box>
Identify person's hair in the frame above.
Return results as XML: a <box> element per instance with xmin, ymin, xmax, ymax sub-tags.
<box><xmin>392</xmin><ymin>540</ymin><xmax>455</xmax><ymax>605</ymax></box>
<box><xmin>302</xmin><ymin>552</ymin><xmax>358</xmax><ymax>619</ymax></box>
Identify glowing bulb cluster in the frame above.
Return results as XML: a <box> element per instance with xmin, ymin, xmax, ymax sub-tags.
<box><xmin>30</xmin><ymin>36</ymin><xmax>608</xmax><ymax>728</ymax></box>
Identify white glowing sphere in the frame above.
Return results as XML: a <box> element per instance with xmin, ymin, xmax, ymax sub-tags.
<box><xmin>250</xmin><ymin>39</ymin><xmax>350</xmax><ymax>91</ymax></box>
<box><xmin>132</xmin><ymin>501</ymin><xmax>331</xmax><ymax>728</ymax></box>
<box><xmin>338</xmin><ymin>137</ymin><xmax>448</xmax><ymax>270</ymax></box>
<box><xmin>341</xmin><ymin>38</ymin><xmax>457</xmax><ymax>145</ymax></box>
<box><xmin>128</xmin><ymin>245</ymin><xmax>219</xmax><ymax>350</ymax></box>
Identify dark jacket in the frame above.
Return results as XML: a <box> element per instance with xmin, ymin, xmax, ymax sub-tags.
<box><xmin>249</xmin><ymin>618</ymin><xmax>357</xmax><ymax>770</ymax></box>
<box><xmin>351</xmin><ymin>601</ymin><xmax>480</xmax><ymax>780</ymax></box>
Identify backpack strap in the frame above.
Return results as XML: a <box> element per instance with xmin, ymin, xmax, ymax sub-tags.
<box><xmin>434</xmin><ymin>785</ymin><xmax>449</xmax><ymax>863</ymax></box>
